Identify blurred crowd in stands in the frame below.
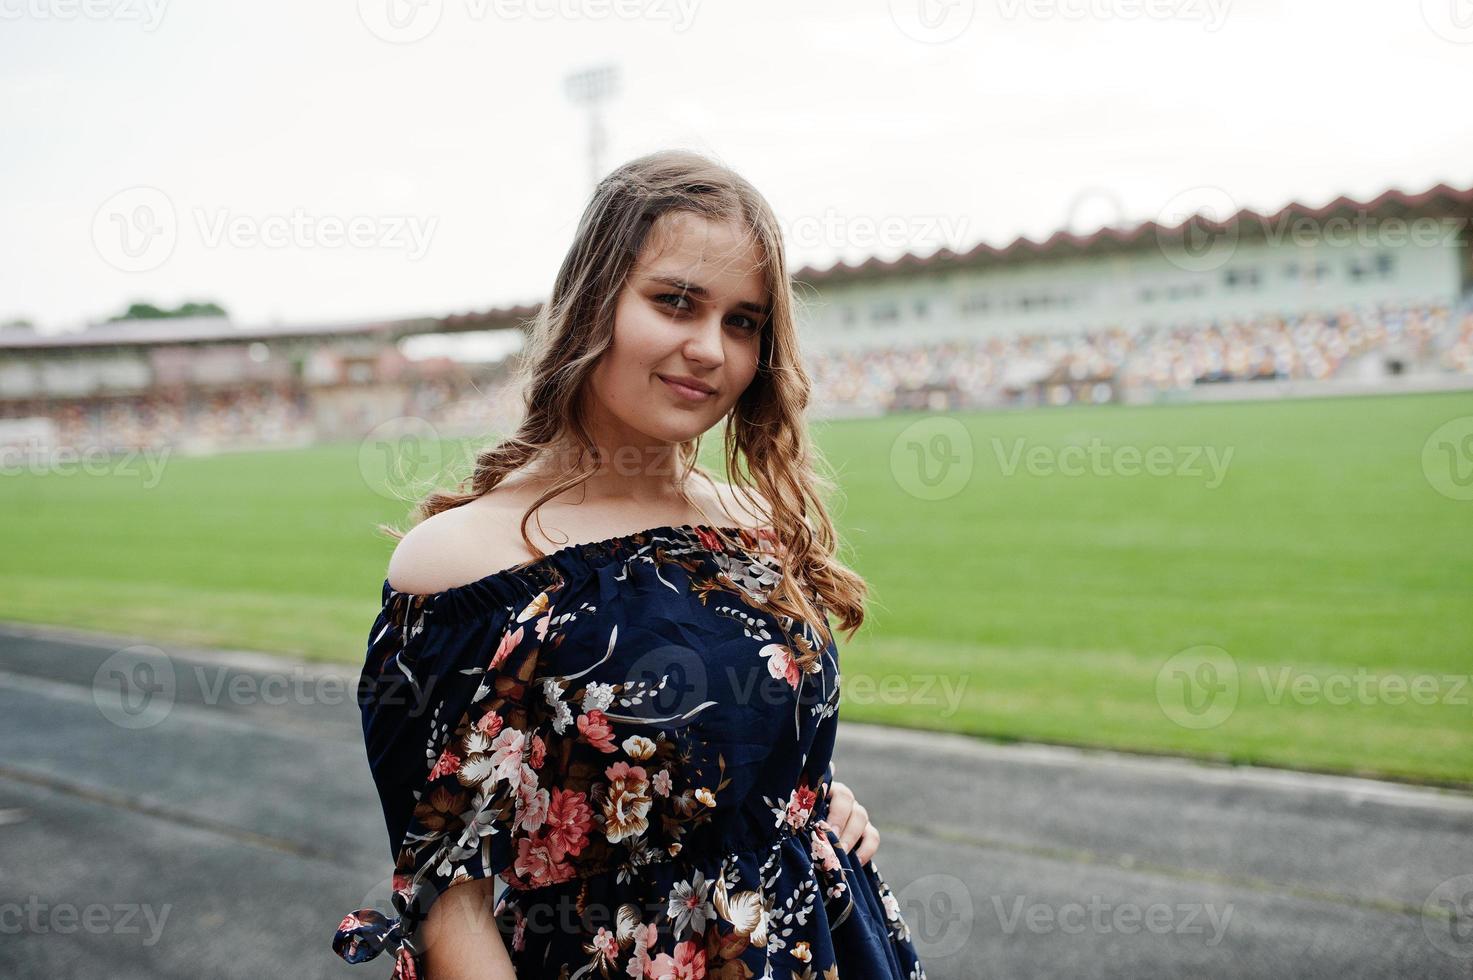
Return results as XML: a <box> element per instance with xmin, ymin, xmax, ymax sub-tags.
<box><xmin>2</xmin><ymin>385</ymin><xmax>315</xmax><ymax>455</ymax></box>
<box><xmin>4</xmin><ymin>301</ymin><xmax>1470</xmax><ymax>454</ymax></box>
<box><xmin>809</xmin><ymin>301</ymin><xmax>1473</xmax><ymax>414</ymax></box>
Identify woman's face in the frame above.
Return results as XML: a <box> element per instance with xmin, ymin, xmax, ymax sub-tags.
<box><xmin>587</xmin><ymin>211</ymin><xmax>770</xmax><ymax>451</ymax></box>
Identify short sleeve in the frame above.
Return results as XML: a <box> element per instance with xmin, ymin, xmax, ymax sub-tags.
<box><xmin>332</xmin><ymin>575</ymin><xmax>555</xmax><ymax>971</ymax></box>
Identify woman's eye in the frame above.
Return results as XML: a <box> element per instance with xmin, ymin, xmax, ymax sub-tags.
<box><xmin>656</xmin><ymin>293</ymin><xmax>761</xmax><ymax>335</ymax></box>
<box><xmin>655</xmin><ymin>293</ymin><xmax>692</xmax><ymax>313</ymax></box>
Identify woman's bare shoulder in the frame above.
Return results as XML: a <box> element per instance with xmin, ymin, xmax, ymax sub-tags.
<box><xmin>694</xmin><ymin>470</ymin><xmax>773</xmax><ymax>530</ymax></box>
<box><xmin>386</xmin><ymin>494</ymin><xmax>537</xmax><ymax>595</ymax></box>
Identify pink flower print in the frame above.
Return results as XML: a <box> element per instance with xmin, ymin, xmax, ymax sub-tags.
<box><xmin>578</xmin><ymin>709</ymin><xmax>619</xmax><ymax>752</ymax></box>
<box><xmin>489</xmin><ymin>727</ymin><xmax>526</xmax><ymax>783</ymax></box>
<box><xmin>810</xmin><ymin>827</ymin><xmax>841</xmax><ymax>871</ymax></box>
<box><xmin>513</xmin><ymin>834</ymin><xmax>574</xmax><ymax>888</ymax></box>
<box><xmin>626</xmin><ymin>927</ymin><xmax>655</xmax><ymax>980</ymax></box>
<box><xmin>785</xmin><ymin>782</ymin><xmax>817</xmax><ymax>830</ymax></box>
<box><xmin>544</xmin><ymin>787</ymin><xmax>593</xmax><ymax>860</ymax></box>
<box><xmin>646</xmin><ymin>940</ymin><xmax>706</xmax><ymax>980</ymax></box>
<box><xmin>591</xmin><ymin>925</ymin><xmax>619</xmax><ymax>960</ymax></box>
<box><xmin>759</xmin><ymin>643</ymin><xmax>800</xmax><ymax>689</ymax></box>
<box><xmin>627</xmin><ymin>950</ymin><xmax>648</xmax><ymax>979</ymax></box>
<box><xmin>490</xmin><ymin>625</ymin><xmax>523</xmax><ymax>670</ymax></box>
<box><xmin>516</xmin><ymin>784</ymin><xmax>550</xmax><ymax>833</ymax></box>
<box><xmin>427</xmin><ymin>748</ymin><xmax>461</xmax><ymax>782</ymax></box>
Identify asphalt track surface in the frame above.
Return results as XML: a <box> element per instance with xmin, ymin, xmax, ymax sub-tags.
<box><xmin>1</xmin><ymin>622</ymin><xmax>1470</xmax><ymax>979</ymax></box>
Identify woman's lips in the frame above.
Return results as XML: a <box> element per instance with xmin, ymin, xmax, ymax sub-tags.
<box><xmin>658</xmin><ymin>375</ymin><xmax>716</xmax><ymax>402</ymax></box>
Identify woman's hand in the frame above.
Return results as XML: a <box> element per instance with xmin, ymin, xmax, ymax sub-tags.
<box><xmin>826</xmin><ymin>771</ymin><xmax>881</xmax><ymax>865</ymax></box>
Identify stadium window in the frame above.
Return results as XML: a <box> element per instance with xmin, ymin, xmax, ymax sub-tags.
<box><xmin>1347</xmin><ymin>259</ymin><xmax>1368</xmax><ymax>282</ymax></box>
<box><xmin>1138</xmin><ymin>287</ymin><xmax>1156</xmax><ymax>303</ymax></box>
<box><xmin>913</xmin><ymin>299</ymin><xmax>929</xmax><ymax>319</ymax></box>
<box><xmin>1284</xmin><ymin>263</ymin><xmax>1299</xmax><ymax>279</ymax></box>
<box><xmin>1374</xmin><ymin>253</ymin><xmax>1396</xmax><ymax>279</ymax></box>
<box><xmin>961</xmin><ymin>294</ymin><xmax>990</xmax><ymax>315</ymax></box>
<box><xmin>1223</xmin><ymin>267</ymin><xmax>1262</xmax><ymax>290</ymax></box>
<box><xmin>870</xmin><ymin>302</ymin><xmax>900</xmax><ymax>325</ymax></box>
<box><xmin>841</xmin><ymin>306</ymin><xmax>857</xmax><ymax>327</ymax></box>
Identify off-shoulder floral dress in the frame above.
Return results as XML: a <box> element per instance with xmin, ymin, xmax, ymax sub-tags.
<box><xmin>332</xmin><ymin>523</ymin><xmax>927</xmax><ymax>980</ymax></box>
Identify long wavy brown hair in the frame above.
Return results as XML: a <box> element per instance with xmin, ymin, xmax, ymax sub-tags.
<box><xmin>392</xmin><ymin>148</ymin><xmax>866</xmax><ymax>670</ymax></box>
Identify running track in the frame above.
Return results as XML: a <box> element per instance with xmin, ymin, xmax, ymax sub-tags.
<box><xmin>1</xmin><ymin>623</ymin><xmax>1470</xmax><ymax>979</ymax></box>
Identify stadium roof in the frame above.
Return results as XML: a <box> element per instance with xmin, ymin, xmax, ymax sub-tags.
<box><xmin>793</xmin><ymin>179</ymin><xmax>1473</xmax><ymax>286</ymax></box>
<box><xmin>0</xmin><ymin>308</ymin><xmax>533</xmax><ymax>352</ymax></box>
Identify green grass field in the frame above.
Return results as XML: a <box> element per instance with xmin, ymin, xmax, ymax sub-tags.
<box><xmin>3</xmin><ymin>391</ymin><xmax>1470</xmax><ymax>783</ymax></box>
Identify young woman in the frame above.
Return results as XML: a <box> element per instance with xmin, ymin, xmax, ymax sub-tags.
<box><xmin>332</xmin><ymin>150</ymin><xmax>927</xmax><ymax>979</ymax></box>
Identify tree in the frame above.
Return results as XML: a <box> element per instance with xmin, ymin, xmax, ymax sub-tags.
<box><xmin>107</xmin><ymin>301</ymin><xmax>228</xmax><ymax>322</ymax></box>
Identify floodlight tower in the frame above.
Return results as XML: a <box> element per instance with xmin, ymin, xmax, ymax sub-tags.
<box><xmin>564</xmin><ymin>65</ymin><xmax>622</xmax><ymax>189</ymax></box>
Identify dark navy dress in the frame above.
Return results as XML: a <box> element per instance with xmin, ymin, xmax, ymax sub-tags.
<box><xmin>332</xmin><ymin>523</ymin><xmax>927</xmax><ymax>979</ymax></box>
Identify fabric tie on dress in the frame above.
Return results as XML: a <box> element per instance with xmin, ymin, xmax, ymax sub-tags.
<box><xmin>332</xmin><ymin>907</ymin><xmax>405</xmax><ymax>966</ymax></box>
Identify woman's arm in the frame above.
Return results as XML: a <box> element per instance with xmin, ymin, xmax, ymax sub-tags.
<box><xmin>419</xmin><ymin>878</ymin><xmax>518</xmax><ymax>979</ymax></box>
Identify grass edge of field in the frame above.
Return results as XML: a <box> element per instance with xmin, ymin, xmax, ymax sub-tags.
<box><xmin>7</xmin><ymin>613</ymin><xmax>1472</xmax><ymax>795</ymax></box>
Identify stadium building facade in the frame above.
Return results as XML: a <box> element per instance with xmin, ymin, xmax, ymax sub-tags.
<box><xmin>795</xmin><ymin>183</ymin><xmax>1471</xmax><ymax>353</ymax></box>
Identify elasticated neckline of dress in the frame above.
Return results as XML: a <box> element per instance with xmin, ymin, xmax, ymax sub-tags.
<box><xmin>377</xmin><ymin>522</ymin><xmax>764</xmax><ymax>625</ymax></box>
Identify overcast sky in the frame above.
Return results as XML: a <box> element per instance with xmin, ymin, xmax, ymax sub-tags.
<box><xmin>3</xmin><ymin>0</ymin><xmax>1470</xmax><ymax>335</ymax></box>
